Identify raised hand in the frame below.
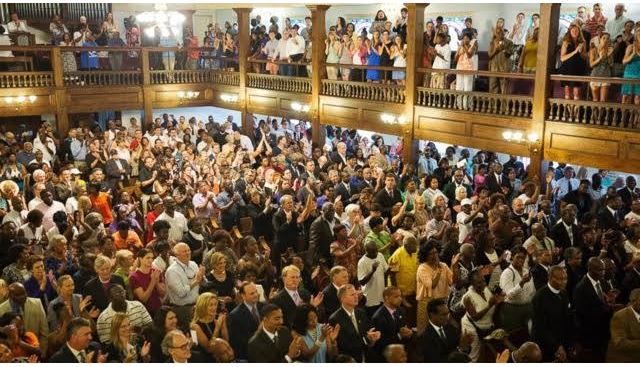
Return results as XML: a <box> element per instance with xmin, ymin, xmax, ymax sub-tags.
<box><xmin>311</xmin><ymin>292</ymin><xmax>324</xmax><ymax>307</ymax></box>
<box><xmin>79</xmin><ymin>295</ymin><xmax>93</xmax><ymax>312</ymax></box>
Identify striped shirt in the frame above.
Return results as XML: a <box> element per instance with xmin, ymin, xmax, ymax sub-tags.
<box><xmin>96</xmin><ymin>300</ymin><xmax>152</xmax><ymax>343</ymax></box>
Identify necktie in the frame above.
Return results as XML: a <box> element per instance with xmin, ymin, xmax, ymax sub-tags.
<box><xmin>438</xmin><ymin>327</ymin><xmax>447</xmax><ymax>341</ymax></box>
<box><xmin>273</xmin><ymin>333</ymin><xmax>279</xmax><ymax>345</ymax></box>
<box><xmin>79</xmin><ymin>351</ymin><xmax>87</xmax><ymax>363</ymax></box>
<box><xmin>568</xmin><ymin>180</ymin><xmax>573</xmax><ymax>193</ymax></box>
<box><xmin>292</xmin><ymin>292</ymin><xmax>301</xmax><ymax>306</ymax></box>
<box><xmin>595</xmin><ymin>281</ymin><xmax>604</xmax><ymax>301</ymax></box>
<box><xmin>350</xmin><ymin>312</ymin><xmax>359</xmax><ymax>333</ymax></box>
<box><xmin>251</xmin><ymin>306</ymin><xmax>260</xmax><ymax>323</ymax></box>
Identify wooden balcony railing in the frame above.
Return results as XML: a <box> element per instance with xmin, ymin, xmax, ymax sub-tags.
<box><xmin>248</xmin><ymin>73</ymin><xmax>312</xmax><ymax>93</ymax></box>
<box><xmin>0</xmin><ymin>71</ymin><xmax>53</xmax><ymax>88</ymax></box>
<box><xmin>63</xmin><ymin>70</ymin><xmax>142</xmax><ymax>87</ymax></box>
<box><xmin>417</xmin><ymin>87</ymin><xmax>534</xmax><ymax>118</ymax></box>
<box><xmin>548</xmin><ymin>75</ymin><xmax>640</xmax><ymax>129</ymax></box>
<box><xmin>150</xmin><ymin>69</ymin><xmax>240</xmax><ymax>86</ymax></box>
<box><xmin>323</xmin><ymin>79</ymin><xmax>406</xmax><ymax>103</ymax></box>
<box><xmin>212</xmin><ymin>71</ymin><xmax>240</xmax><ymax>86</ymax></box>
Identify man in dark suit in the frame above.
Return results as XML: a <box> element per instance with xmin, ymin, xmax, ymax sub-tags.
<box><xmin>353</xmin><ymin>166</ymin><xmax>375</xmax><ymax>194</ymax></box>
<box><xmin>597</xmin><ymin>194</ymin><xmax>623</xmax><ymax>231</ymax></box>
<box><xmin>562</xmin><ymin>179</ymin><xmax>594</xmax><ymax>220</ymax></box>
<box><xmin>228</xmin><ymin>282</ymin><xmax>264</xmax><ymax>362</ymax></box>
<box><xmin>308</xmin><ymin>203</ymin><xmax>336</xmax><ymax>265</ymax></box>
<box><xmin>82</xmin><ymin>265</ymin><xmax>125</xmax><ymax>312</ymax></box>
<box><xmin>373</xmin><ymin>173</ymin><xmax>402</xmax><ymax>220</ymax></box>
<box><xmin>442</xmin><ymin>169</ymin><xmax>473</xmax><ymax>207</ymax></box>
<box><xmin>617</xmin><ymin>175</ymin><xmax>639</xmax><ymax>214</ymax></box>
<box><xmin>419</xmin><ymin>298</ymin><xmax>470</xmax><ymax>362</ymax></box>
<box><xmin>537</xmin><ymin>200</ymin><xmax>556</xmax><ymax>232</ymax></box>
<box><xmin>531</xmin><ymin>265</ymin><xmax>572</xmax><ymax>362</ymax></box>
<box><xmin>530</xmin><ymin>248</ymin><xmax>552</xmax><ymax>290</ymax></box>
<box><xmin>335</xmin><ymin>171</ymin><xmax>354</xmax><ymax>206</ymax></box>
<box><xmin>329</xmin><ymin>284</ymin><xmax>381</xmax><ymax>362</ymax></box>
<box><xmin>50</xmin><ymin>317</ymin><xmax>106</xmax><ymax>363</ymax></box>
<box><xmin>162</xmin><ymin>330</ymin><xmax>206</xmax><ymax>363</ymax></box>
<box><xmin>272</xmin><ymin>264</ymin><xmax>322</xmax><ymax>327</ymax></box>
<box><xmin>371</xmin><ymin>286</ymin><xmax>414</xmax><ymax>362</ymax></box>
<box><xmin>485</xmin><ymin>162</ymin><xmax>505</xmax><ymax>194</ymax></box>
<box><xmin>573</xmin><ymin>257</ymin><xmax>615</xmax><ymax>362</ymax></box>
<box><xmin>104</xmin><ymin>149</ymin><xmax>130</xmax><ymax>191</ymax></box>
<box><xmin>247</xmin><ymin>303</ymin><xmax>303</xmax><ymax>363</ymax></box>
<box><xmin>331</xmin><ymin>141</ymin><xmax>349</xmax><ymax>166</ymax></box>
<box><xmin>321</xmin><ymin>266</ymin><xmax>349</xmax><ymax>322</ymax></box>
<box><xmin>550</xmin><ymin>207</ymin><xmax>583</xmax><ymax>251</ymax></box>
<box><xmin>272</xmin><ymin>195</ymin><xmax>300</xmax><ymax>270</ymax></box>
<box><xmin>621</xmin><ymin>262</ymin><xmax>640</xmax><ymax>304</ymax></box>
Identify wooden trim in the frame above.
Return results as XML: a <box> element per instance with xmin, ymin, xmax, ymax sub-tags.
<box><xmin>309</xmin><ymin>5</ymin><xmax>330</xmax><ymax>147</ymax></box>
<box><xmin>404</xmin><ymin>3</ymin><xmax>427</xmax><ymax>164</ymax></box>
<box><xmin>234</xmin><ymin>7</ymin><xmax>252</xmax><ymax>137</ymax></box>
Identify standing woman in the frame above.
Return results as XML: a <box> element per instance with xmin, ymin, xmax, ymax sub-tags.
<box><xmin>336</xmin><ymin>17</ymin><xmax>347</xmax><ymax>38</ymax></box>
<box><xmin>325</xmin><ymin>31</ymin><xmax>341</xmax><ymax>80</ymax></box>
<box><xmin>415</xmin><ymin>240</ymin><xmax>453</xmax><ymax>333</ymax></box>
<box><xmin>518</xmin><ymin>27</ymin><xmax>538</xmax><ymax>73</ymax></box>
<box><xmin>191</xmin><ymin>292</ymin><xmax>229</xmax><ymax>362</ymax></box>
<box><xmin>339</xmin><ymin>34</ymin><xmax>353</xmax><ymax>81</ymax></box>
<box><xmin>391</xmin><ymin>36</ymin><xmax>407</xmax><ymax>86</ymax></box>
<box><xmin>379</xmin><ymin>30</ymin><xmax>393</xmax><ymax>83</ymax></box>
<box><xmin>589</xmin><ymin>32</ymin><xmax>614</xmax><ymax>102</ymax></box>
<box><xmin>455</xmin><ymin>33</ymin><xmax>478</xmax><ymax>110</ymax></box>
<box><xmin>291</xmin><ymin>304</ymin><xmax>339</xmax><ymax>363</ymax></box>
<box><xmin>622</xmin><ymin>30</ymin><xmax>640</xmax><ymax>105</ymax></box>
<box><xmin>558</xmin><ymin>24</ymin><xmax>588</xmax><ymax>100</ymax></box>
<box><xmin>370</xmin><ymin>10</ymin><xmax>387</xmax><ymax>35</ymax></box>
<box><xmin>351</xmin><ymin>36</ymin><xmax>366</xmax><ymax>82</ymax></box>
<box><xmin>223</xmin><ymin>32</ymin><xmax>237</xmax><ymax>71</ymax></box>
<box><xmin>104</xmin><ymin>313</ymin><xmax>151</xmax><ymax>362</ymax></box>
<box><xmin>366</xmin><ymin>39</ymin><xmax>382</xmax><ymax>83</ymax></box>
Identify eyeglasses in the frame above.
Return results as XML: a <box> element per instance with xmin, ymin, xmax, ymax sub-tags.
<box><xmin>171</xmin><ymin>340</ymin><xmax>192</xmax><ymax>351</ymax></box>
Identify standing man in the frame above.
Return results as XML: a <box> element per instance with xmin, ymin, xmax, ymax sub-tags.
<box><xmin>165</xmin><ymin>243</ymin><xmax>205</xmax><ymax>330</ymax></box>
<box><xmin>308</xmin><ymin>202</ymin><xmax>336</xmax><ymax>266</ymax></box>
<box><xmin>228</xmin><ymin>282</ymin><xmax>264</xmax><ymax>362</ymax></box>
<box><xmin>49</xmin><ymin>317</ymin><xmax>107</xmax><ymax>362</ymax></box>
<box><xmin>607</xmin><ymin>288</ymin><xmax>640</xmax><ymax>362</ymax></box>
<box><xmin>272</xmin><ymin>265</ymin><xmax>323</xmax><ymax>328</ymax></box>
<box><xmin>247</xmin><ymin>303</ymin><xmax>303</xmax><ymax>363</ymax></box>
<box><xmin>374</xmin><ymin>174</ymin><xmax>402</xmax><ymax>220</ymax></box>
<box><xmin>286</xmin><ymin>25</ymin><xmax>306</xmax><ymax>76</ymax></box>
<box><xmin>371</xmin><ymin>286</ymin><xmax>413</xmax><ymax>362</ymax></box>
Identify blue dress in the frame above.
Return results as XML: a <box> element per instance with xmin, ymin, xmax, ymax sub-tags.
<box><xmin>366</xmin><ymin>47</ymin><xmax>381</xmax><ymax>81</ymax></box>
<box><xmin>302</xmin><ymin>324</ymin><xmax>328</xmax><ymax>363</ymax></box>
<box><xmin>622</xmin><ymin>53</ymin><xmax>640</xmax><ymax>96</ymax></box>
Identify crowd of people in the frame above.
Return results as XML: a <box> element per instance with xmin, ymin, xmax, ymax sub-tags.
<box><xmin>0</xmin><ymin>110</ymin><xmax>637</xmax><ymax>363</ymax></box>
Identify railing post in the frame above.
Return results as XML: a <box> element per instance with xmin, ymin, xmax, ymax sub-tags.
<box><xmin>141</xmin><ymin>49</ymin><xmax>153</xmax><ymax>130</ymax></box>
<box><xmin>233</xmin><ymin>7</ymin><xmax>252</xmax><ymax>137</ymax></box>
<box><xmin>402</xmin><ymin>3</ymin><xmax>426</xmax><ymax>165</ymax></box>
<box><xmin>51</xmin><ymin>46</ymin><xmax>70</xmax><ymax>135</ymax></box>
<box><xmin>308</xmin><ymin>5</ymin><xmax>330</xmax><ymax>147</ymax></box>
<box><xmin>531</xmin><ymin>3</ymin><xmax>560</xmax><ymax>183</ymax></box>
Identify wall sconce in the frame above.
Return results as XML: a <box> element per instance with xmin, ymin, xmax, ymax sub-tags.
<box><xmin>291</xmin><ymin>102</ymin><xmax>310</xmax><ymax>113</ymax></box>
<box><xmin>502</xmin><ymin>130</ymin><xmax>541</xmax><ymax>153</ymax></box>
<box><xmin>220</xmin><ymin>94</ymin><xmax>239</xmax><ymax>103</ymax></box>
<box><xmin>380</xmin><ymin>113</ymin><xmax>407</xmax><ymax>125</ymax></box>
<box><xmin>177</xmin><ymin>91</ymin><xmax>200</xmax><ymax>99</ymax></box>
<box><xmin>4</xmin><ymin>95</ymin><xmax>37</xmax><ymax>110</ymax></box>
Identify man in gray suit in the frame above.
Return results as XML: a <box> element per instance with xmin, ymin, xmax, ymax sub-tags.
<box><xmin>0</xmin><ymin>283</ymin><xmax>49</xmax><ymax>356</ymax></box>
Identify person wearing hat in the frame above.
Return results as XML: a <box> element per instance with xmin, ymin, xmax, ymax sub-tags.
<box><xmin>456</xmin><ymin>197</ymin><xmax>484</xmax><ymax>244</ymax></box>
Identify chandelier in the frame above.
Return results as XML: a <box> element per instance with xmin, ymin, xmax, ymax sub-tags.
<box><xmin>137</xmin><ymin>3</ymin><xmax>186</xmax><ymax>38</ymax></box>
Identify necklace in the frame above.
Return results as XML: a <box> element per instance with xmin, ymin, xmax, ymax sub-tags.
<box><xmin>308</xmin><ymin>327</ymin><xmax>319</xmax><ymax>342</ymax></box>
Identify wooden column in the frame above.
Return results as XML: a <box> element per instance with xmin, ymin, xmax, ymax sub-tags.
<box><xmin>308</xmin><ymin>5</ymin><xmax>330</xmax><ymax>147</ymax></box>
<box><xmin>51</xmin><ymin>46</ymin><xmax>69</xmax><ymax>135</ymax></box>
<box><xmin>530</xmin><ymin>3</ymin><xmax>560</xmax><ymax>182</ymax></box>
<box><xmin>234</xmin><ymin>7</ymin><xmax>252</xmax><ymax>137</ymax></box>
<box><xmin>141</xmin><ymin>49</ymin><xmax>153</xmax><ymax>130</ymax></box>
<box><xmin>402</xmin><ymin>3</ymin><xmax>426</xmax><ymax>164</ymax></box>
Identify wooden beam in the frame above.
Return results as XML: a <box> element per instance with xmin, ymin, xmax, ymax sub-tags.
<box><xmin>234</xmin><ymin>7</ymin><xmax>252</xmax><ymax>137</ymax></box>
<box><xmin>530</xmin><ymin>3</ymin><xmax>560</xmax><ymax>182</ymax></box>
<box><xmin>51</xmin><ymin>46</ymin><xmax>69</xmax><ymax>135</ymax></box>
<box><xmin>403</xmin><ymin>3</ymin><xmax>427</xmax><ymax>164</ymax></box>
<box><xmin>308</xmin><ymin>5</ymin><xmax>330</xmax><ymax>147</ymax></box>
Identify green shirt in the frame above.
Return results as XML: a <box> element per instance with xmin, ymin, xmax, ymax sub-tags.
<box><xmin>365</xmin><ymin>230</ymin><xmax>392</xmax><ymax>260</ymax></box>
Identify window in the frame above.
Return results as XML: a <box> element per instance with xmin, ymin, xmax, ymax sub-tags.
<box><xmin>347</xmin><ymin>16</ymin><xmax>373</xmax><ymax>38</ymax></box>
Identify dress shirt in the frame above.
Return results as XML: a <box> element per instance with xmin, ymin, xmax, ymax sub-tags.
<box><xmin>563</xmin><ymin>221</ymin><xmax>574</xmax><ymax>246</ymax></box>
<box><xmin>587</xmin><ymin>273</ymin><xmax>604</xmax><ymax>300</ymax></box>
<box><xmin>66</xmin><ymin>343</ymin><xmax>85</xmax><ymax>362</ymax></box>
<box><xmin>70</xmin><ymin>139</ymin><xmax>87</xmax><ymax>161</ymax></box>
<box><xmin>606</xmin><ymin>15</ymin><xmax>629</xmax><ymax>39</ymax></box>
<box><xmin>499</xmin><ymin>265</ymin><xmax>535</xmax><ymax>305</ymax></box>
<box><xmin>286</xmin><ymin>288</ymin><xmax>302</xmax><ymax>306</ymax></box>
<box><xmin>555</xmin><ymin>177</ymin><xmax>580</xmax><ymax>200</ymax></box>
<box><xmin>165</xmin><ymin>259</ymin><xmax>200</xmax><ymax>305</ymax></box>
<box><xmin>429</xmin><ymin>320</ymin><xmax>447</xmax><ymax>340</ymax></box>
<box><xmin>7</xmin><ymin>20</ymin><xmax>28</xmax><ymax>33</ymax></box>
<box><xmin>547</xmin><ymin>283</ymin><xmax>561</xmax><ymax>295</ymax></box>
<box><xmin>286</xmin><ymin>34</ymin><xmax>306</xmax><ymax>56</ymax></box>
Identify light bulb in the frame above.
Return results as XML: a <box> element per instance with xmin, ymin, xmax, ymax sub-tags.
<box><xmin>513</xmin><ymin>132</ymin><xmax>523</xmax><ymax>141</ymax></box>
<box><xmin>527</xmin><ymin>133</ymin><xmax>539</xmax><ymax>142</ymax></box>
<box><xmin>502</xmin><ymin>131</ymin><xmax>513</xmax><ymax>140</ymax></box>
<box><xmin>28</xmin><ymin>95</ymin><xmax>36</xmax><ymax>103</ymax></box>
<box><xmin>177</xmin><ymin>91</ymin><xmax>185</xmax><ymax>98</ymax></box>
<box><xmin>291</xmin><ymin>102</ymin><xmax>302</xmax><ymax>111</ymax></box>
<box><xmin>4</xmin><ymin>97</ymin><xmax>13</xmax><ymax>104</ymax></box>
<box><xmin>397</xmin><ymin>115</ymin><xmax>407</xmax><ymax>124</ymax></box>
<box><xmin>16</xmin><ymin>96</ymin><xmax>25</xmax><ymax>103</ymax></box>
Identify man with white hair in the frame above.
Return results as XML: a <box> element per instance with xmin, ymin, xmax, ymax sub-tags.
<box><xmin>606</xmin><ymin>3</ymin><xmax>629</xmax><ymax>39</ymax></box>
<box><xmin>73</xmin><ymin>16</ymin><xmax>91</xmax><ymax>46</ymax></box>
<box><xmin>331</xmin><ymin>142</ymin><xmax>349</xmax><ymax>166</ymax></box>
<box><xmin>165</xmin><ymin>242</ymin><xmax>205</xmax><ymax>329</ymax></box>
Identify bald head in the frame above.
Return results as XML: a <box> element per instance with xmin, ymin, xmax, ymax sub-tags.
<box><xmin>587</xmin><ymin>257</ymin><xmax>605</xmax><ymax>281</ymax></box>
<box><xmin>514</xmin><ymin>341</ymin><xmax>542</xmax><ymax>363</ymax></box>
<box><xmin>8</xmin><ymin>282</ymin><xmax>27</xmax><ymax>306</ymax></box>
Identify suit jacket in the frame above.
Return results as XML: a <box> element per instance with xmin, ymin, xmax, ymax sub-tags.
<box><xmin>272</xmin><ymin>288</ymin><xmax>311</xmax><ymax>328</ymax></box>
<box><xmin>321</xmin><ymin>284</ymin><xmax>340</xmax><ymax>323</ymax></box>
<box><xmin>330</xmin><ymin>151</ymin><xmax>348</xmax><ymax>166</ymax></box>
<box><xmin>538</xmin><ymin>213</ymin><xmax>557</xmax><ymax>232</ymax></box>
<box><xmin>329</xmin><ymin>307</ymin><xmax>372</xmax><ymax>362</ymax></box>
<box><xmin>371</xmin><ymin>304</ymin><xmax>407</xmax><ymax>362</ymax></box>
<box><xmin>550</xmin><ymin>221</ymin><xmax>583</xmax><ymax>250</ymax></box>
<box><xmin>105</xmin><ymin>158</ymin><xmax>130</xmax><ymax>183</ymax></box>
<box><xmin>373</xmin><ymin>188</ymin><xmax>402</xmax><ymax>219</ymax></box>
<box><xmin>228</xmin><ymin>302</ymin><xmax>263</xmax><ymax>361</ymax></box>
<box><xmin>621</xmin><ymin>268</ymin><xmax>640</xmax><ymax>304</ymax></box>
<box><xmin>531</xmin><ymin>264</ymin><xmax>550</xmax><ymax>291</ymax></box>
<box><xmin>419</xmin><ymin>322</ymin><xmax>460</xmax><ymax>363</ymax></box>
<box><xmin>597</xmin><ymin>206</ymin><xmax>622</xmax><ymax>231</ymax></box>
<box><xmin>0</xmin><ymin>297</ymin><xmax>49</xmax><ymax>355</ymax></box>
<box><xmin>485</xmin><ymin>172</ymin><xmax>505</xmax><ymax>194</ymax></box>
<box><xmin>618</xmin><ymin>186</ymin><xmax>638</xmax><ymax>214</ymax></box>
<box><xmin>81</xmin><ymin>275</ymin><xmax>125</xmax><ymax>312</ymax></box>
<box><xmin>308</xmin><ymin>216</ymin><xmax>334</xmax><ymax>265</ymax></box>
<box><xmin>334</xmin><ymin>181</ymin><xmax>352</xmax><ymax>205</ymax></box>
<box><xmin>573</xmin><ymin>276</ymin><xmax>613</xmax><ymax>349</ymax></box>
<box><xmin>247</xmin><ymin>326</ymin><xmax>293</xmax><ymax>363</ymax></box>
<box><xmin>49</xmin><ymin>344</ymin><xmax>80</xmax><ymax>363</ymax></box>
<box><xmin>606</xmin><ymin>306</ymin><xmax>640</xmax><ymax>362</ymax></box>
<box><xmin>531</xmin><ymin>285</ymin><xmax>572</xmax><ymax>362</ymax></box>
<box><xmin>272</xmin><ymin>209</ymin><xmax>300</xmax><ymax>254</ymax></box>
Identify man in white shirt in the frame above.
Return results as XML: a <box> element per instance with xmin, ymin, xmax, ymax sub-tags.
<box><xmin>49</xmin><ymin>317</ymin><xmax>106</xmax><ymax>363</ymax></box>
<box><xmin>625</xmin><ymin>199</ymin><xmax>640</xmax><ymax>224</ymax></box>
<box><xmin>33</xmin><ymin>130</ymin><xmax>57</xmax><ymax>166</ymax></box>
<box><xmin>605</xmin><ymin>4</ymin><xmax>629</xmax><ymax>40</ymax></box>
<box><xmin>286</xmin><ymin>25</ymin><xmax>306</xmax><ymax>76</ymax></box>
<box><xmin>165</xmin><ymin>243</ymin><xmax>205</xmax><ymax>330</ymax></box>
<box><xmin>431</xmin><ymin>33</ymin><xmax>451</xmax><ymax>89</ymax></box>
<box><xmin>358</xmin><ymin>241</ymin><xmax>389</xmax><ymax>315</ymax></box>
<box><xmin>6</xmin><ymin>12</ymin><xmax>28</xmax><ymax>34</ymax></box>
<box><xmin>155</xmin><ymin>197</ymin><xmax>188</xmax><ymax>243</ymax></box>
<box><xmin>0</xmin><ymin>25</ymin><xmax>12</xmax><ymax>57</ymax></box>
<box><xmin>456</xmin><ymin>198</ymin><xmax>484</xmax><ymax>244</ymax></box>
<box><xmin>508</xmin><ymin>12</ymin><xmax>528</xmax><ymax>47</ymax></box>
<box><xmin>2</xmin><ymin>197</ymin><xmax>27</xmax><ymax>227</ymax></box>
<box><xmin>499</xmin><ymin>247</ymin><xmax>535</xmax><ymax>332</ymax></box>
<box><xmin>34</xmin><ymin>190</ymin><xmax>66</xmax><ymax>232</ymax></box>
<box><xmin>96</xmin><ymin>284</ymin><xmax>152</xmax><ymax>343</ymax></box>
